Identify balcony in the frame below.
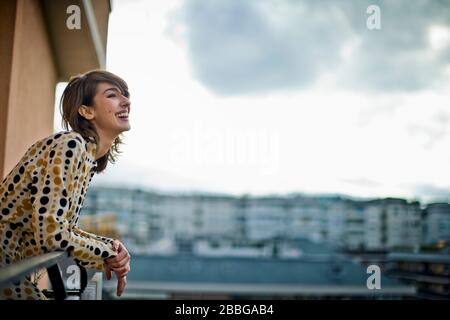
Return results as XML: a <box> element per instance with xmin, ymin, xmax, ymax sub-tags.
<box><xmin>0</xmin><ymin>252</ymin><xmax>103</xmax><ymax>300</ymax></box>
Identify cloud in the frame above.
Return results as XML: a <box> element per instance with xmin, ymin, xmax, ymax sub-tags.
<box><xmin>341</xmin><ymin>177</ymin><xmax>381</xmax><ymax>188</ymax></box>
<box><xmin>407</xmin><ymin>108</ymin><xmax>450</xmax><ymax>148</ymax></box>
<box><xmin>339</xmin><ymin>0</ymin><xmax>450</xmax><ymax>92</ymax></box>
<box><xmin>414</xmin><ymin>184</ymin><xmax>450</xmax><ymax>203</ymax></box>
<box><xmin>170</xmin><ymin>0</ymin><xmax>450</xmax><ymax>95</ymax></box>
<box><xmin>92</xmin><ymin>159</ymin><xmax>211</xmax><ymax>193</ymax></box>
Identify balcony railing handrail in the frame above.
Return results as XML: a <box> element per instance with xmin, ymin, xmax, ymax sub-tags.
<box><xmin>387</xmin><ymin>252</ymin><xmax>450</xmax><ymax>263</ymax></box>
<box><xmin>0</xmin><ymin>251</ymin><xmax>100</xmax><ymax>300</ymax></box>
<box><xmin>0</xmin><ymin>251</ymin><xmax>66</xmax><ymax>288</ymax></box>
<box><xmin>0</xmin><ymin>251</ymin><xmax>68</xmax><ymax>299</ymax></box>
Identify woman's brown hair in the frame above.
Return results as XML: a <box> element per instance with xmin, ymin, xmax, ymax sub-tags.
<box><xmin>60</xmin><ymin>70</ymin><xmax>129</xmax><ymax>173</ymax></box>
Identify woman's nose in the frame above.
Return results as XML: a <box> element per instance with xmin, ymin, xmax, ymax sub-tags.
<box><xmin>121</xmin><ymin>96</ymin><xmax>130</xmax><ymax>107</ymax></box>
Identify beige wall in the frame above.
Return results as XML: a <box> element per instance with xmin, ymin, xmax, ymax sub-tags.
<box><xmin>0</xmin><ymin>0</ymin><xmax>111</xmax><ymax>180</ymax></box>
<box><xmin>0</xmin><ymin>0</ymin><xmax>17</xmax><ymax>181</ymax></box>
<box><xmin>0</xmin><ymin>0</ymin><xmax>57</xmax><ymax>179</ymax></box>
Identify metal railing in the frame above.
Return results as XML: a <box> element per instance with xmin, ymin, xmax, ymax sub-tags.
<box><xmin>0</xmin><ymin>251</ymin><xmax>88</xmax><ymax>300</ymax></box>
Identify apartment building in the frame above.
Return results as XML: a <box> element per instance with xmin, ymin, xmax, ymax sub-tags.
<box><xmin>424</xmin><ymin>203</ymin><xmax>450</xmax><ymax>244</ymax></box>
<box><xmin>82</xmin><ymin>187</ymin><xmax>425</xmax><ymax>252</ymax></box>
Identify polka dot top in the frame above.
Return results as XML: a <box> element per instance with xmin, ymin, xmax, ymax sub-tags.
<box><xmin>0</xmin><ymin>131</ymin><xmax>117</xmax><ymax>271</ymax></box>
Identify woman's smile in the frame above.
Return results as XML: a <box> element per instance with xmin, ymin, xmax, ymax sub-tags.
<box><xmin>115</xmin><ymin>110</ymin><xmax>129</xmax><ymax>122</ymax></box>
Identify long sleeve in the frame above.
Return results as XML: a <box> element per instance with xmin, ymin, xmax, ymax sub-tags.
<box><xmin>72</xmin><ymin>225</ymin><xmax>115</xmax><ymax>246</ymax></box>
<box><xmin>29</xmin><ymin>134</ymin><xmax>116</xmax><ymax>270</ymax></box>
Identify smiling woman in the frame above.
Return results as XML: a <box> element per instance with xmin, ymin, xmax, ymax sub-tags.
<box><xmin>0</xmin><ymin>70</ymin><xmax>132</xmax><ymax>300</ymax></box>
<box><xmin>60</xmin><ymin>70</ymin><xmax>131</xmax><ymax>173</ymax></box>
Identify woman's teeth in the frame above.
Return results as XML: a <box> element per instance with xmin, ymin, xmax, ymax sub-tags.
<box><xmin>117</xmin><ymin>112</ymin><xmax>128</xmax><ymax>118</ymax></box>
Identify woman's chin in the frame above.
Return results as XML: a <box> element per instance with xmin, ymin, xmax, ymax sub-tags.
<box><xmin>120</xmin><ymin>124</ymin><xmax>131</xmax><ymax>132</ymax></box>
<box><xmin>114</xmin><ymin>121</ymin><xmax>131</xmax><ymax>132</ymax></box>
<box><xmin>110</xmin><ymin>125</ymin><xmax>131</xmax><ymax>136</ymax></box>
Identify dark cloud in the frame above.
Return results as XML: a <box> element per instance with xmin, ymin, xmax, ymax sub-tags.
<box><xmin>171</xmin><ymin>0</ymin><xmax>450</xmax><ymax>95</ymax></box>
<box><xmin>340</xmin><ymin>0</ymin><xmax>450</xmax><ymax>92</ymax></box>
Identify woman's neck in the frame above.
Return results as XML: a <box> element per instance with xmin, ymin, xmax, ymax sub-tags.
<box><xmin>95</xmin><ymin>131</ymin><xmax>115</xmax><ymax>160</ymax></box>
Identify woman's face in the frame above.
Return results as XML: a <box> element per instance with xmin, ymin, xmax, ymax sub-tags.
<box><xmin>89</xmin><ymin>82</ymin><xmax>131</xmax><ymax>137</ymax></box>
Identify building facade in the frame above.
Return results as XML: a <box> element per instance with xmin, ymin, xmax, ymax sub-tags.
<box><xmin>82</xmin><ymin>186</ymin><xmax>430</xmax><ymax>253</ymax></box>
<box><xmin>424</xmin><ymin>203</ymin><xmax>450</xmax><ymax>244</ymax></box>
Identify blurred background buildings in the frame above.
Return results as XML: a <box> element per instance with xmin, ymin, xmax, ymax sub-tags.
<box><xmin>81</xmin><ymin>187</ymin><xmax>449</xmax><ymax>253</ymax></box>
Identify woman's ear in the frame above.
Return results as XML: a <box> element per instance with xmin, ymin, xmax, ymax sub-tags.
<box><xmin>78</xmin><ymin>105</ymin><xmax>95</xmax><ymax>120</ymax></box>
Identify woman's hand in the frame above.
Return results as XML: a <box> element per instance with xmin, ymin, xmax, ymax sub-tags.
<box><xmin>105</xmin><ymin>239</ymin><xmax>131</xmax><ymax>297</ymax></box>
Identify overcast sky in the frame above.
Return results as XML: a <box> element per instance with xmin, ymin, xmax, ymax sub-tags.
<box><xmin>56</xmin><ymin>0</ymin><xmax>450</xmax><ymax>203</ymax></box>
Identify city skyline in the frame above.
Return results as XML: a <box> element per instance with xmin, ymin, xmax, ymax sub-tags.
<box><xmin>83</xmin><ymin>184</ymin><xmax>449</xmax><ymax>252</ymax></box>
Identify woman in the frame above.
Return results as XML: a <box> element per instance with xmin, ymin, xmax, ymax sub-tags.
<box><xmin>0</xmin><ymin>70</ymin><xmax>132</xmax><ymax>299</ymax></box>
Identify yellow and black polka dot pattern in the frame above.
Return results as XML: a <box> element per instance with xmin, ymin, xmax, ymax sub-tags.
<box><xmin>0</xmin><ymin>131</ymin><xmax>117</xmax><ymax>299</ymax></box>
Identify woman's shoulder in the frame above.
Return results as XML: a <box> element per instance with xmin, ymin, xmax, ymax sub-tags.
<box><xmin>54</xmin><ymin>130</ymin><xmax>84</xmax><ymax>143</ymax></box>
<box><xmin>31</xmin><ymin>131</ymin><xmax>87</xmax><ymax>154</ymax></box>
